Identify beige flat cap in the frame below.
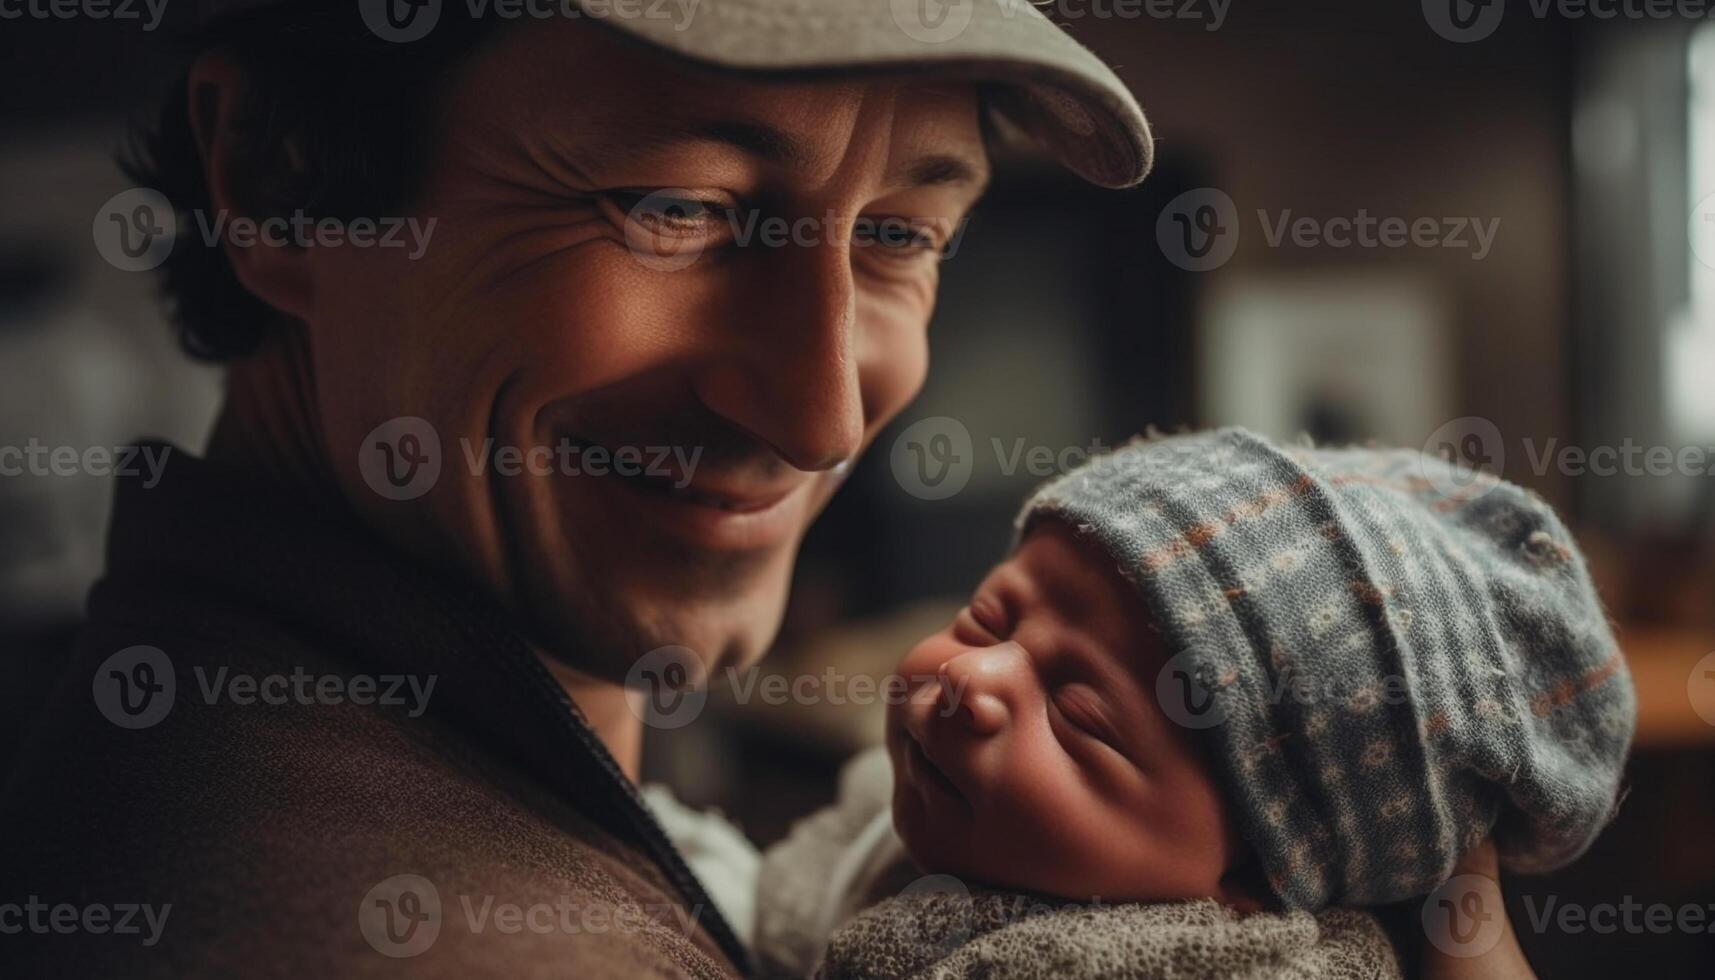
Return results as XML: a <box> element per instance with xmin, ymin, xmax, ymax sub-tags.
<box><xmin>204</xmin><ymin>0</ymin><xmax>1154</xmax><ymax>187</ymax></box>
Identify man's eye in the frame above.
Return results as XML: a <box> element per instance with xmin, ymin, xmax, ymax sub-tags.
<box><xmin>611</xmin><ymin>192</ymin><xmax>729</xmax><ymax>238</ymax></box>
<box><xmin>853</xmin><ymin>217</ymin><xmax>946</xmax><ymax>259</ymax></box>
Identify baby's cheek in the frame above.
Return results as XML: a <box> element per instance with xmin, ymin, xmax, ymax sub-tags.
<box><xmin>988</xmin><ymin>751</ymin><xmax>1125</xmax><ymax>886</ymax></box>
<box><xmin>1009</xmin><ymin>772</ymin><xmax>1226</xmax><ymax>902</ymax></box>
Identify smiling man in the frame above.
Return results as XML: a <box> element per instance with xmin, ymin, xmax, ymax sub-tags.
<box><xmin>0</xmin><ymin>2</ymin><xmax>1150</xmax><ymax>977</ymax></box>
<box><xmin>0</xmin><ymin>3</ymin><xmax>1560</xmax><ymax>978</ymax></box>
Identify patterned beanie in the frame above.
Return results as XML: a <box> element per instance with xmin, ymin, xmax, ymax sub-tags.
<box><xmin>1015</xmin><ymin>428</ymin><xmax>1635</xmax><ymax>909</ymax></box>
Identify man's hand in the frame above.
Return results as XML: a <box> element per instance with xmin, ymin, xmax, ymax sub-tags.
<box><xmin>1420</xmin><ymin>840</ymin><xmax>1538</xmax><ymax>980</ymax></box>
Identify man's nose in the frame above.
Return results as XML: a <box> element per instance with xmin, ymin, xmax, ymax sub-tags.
<box><xmin>692</xmin><ymin>235</ymin><xmax>865</xmax><ymax>472</ymax></box>
<box><xmin>937</xmin><ymin>641</ymin><xmax>1032</xmax><ymax>737</ymax></box>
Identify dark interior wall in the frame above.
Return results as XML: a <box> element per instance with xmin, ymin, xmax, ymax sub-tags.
<box><xmin>1080</xmin><ymin>4</ymin><xmax>1577</xmax><ymax>508</ymax></box>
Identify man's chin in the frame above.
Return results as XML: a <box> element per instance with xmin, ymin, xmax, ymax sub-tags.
<box><xmin>524</xmin><ymin>575</ymin><xmax>788</xmax><ymax>686</ymax></box>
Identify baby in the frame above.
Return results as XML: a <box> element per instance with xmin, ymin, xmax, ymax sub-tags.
<box><xmin>757</xmin><ymin>428</ymin><xmax>1636</xmax><ymax>979</ymax></box>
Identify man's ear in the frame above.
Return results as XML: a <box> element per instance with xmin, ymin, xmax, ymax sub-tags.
<box><xmin>186</xmin><ymin>51</ymin><xmax>314</xmax><ymax>322</ymax></box>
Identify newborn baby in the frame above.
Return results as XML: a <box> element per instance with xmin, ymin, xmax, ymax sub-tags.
<box><xmin>886</xmin><ymin>516</ymin><xmax>1263</xmax><ymax>909</ymax></box>
<box><xmin>756</xmin><ymin>429</ymin><xmax>1635</xmax><ymax>980</ymax></box>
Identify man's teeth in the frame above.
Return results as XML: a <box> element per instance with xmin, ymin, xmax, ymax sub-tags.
<box><xmin>648</xmin><ymin>478</ymin><xmax>739</xmax><ymax>510</ymax></box>
<box><xmin>674</xmin><ymin>485</ymin><xmax>737</xmax><ymax>510</ymax></box>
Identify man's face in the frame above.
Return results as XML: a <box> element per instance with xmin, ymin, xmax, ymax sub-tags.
<box><xmin>299</xmin><ymin>21</ymin><xmax>988</xmax><ymax>681</ymax></box>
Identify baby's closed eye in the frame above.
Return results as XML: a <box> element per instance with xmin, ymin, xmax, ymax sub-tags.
<box><xmin>1051</xmin><ymin>682</ymin><xmax>1123</xmax><ymax>748</ymax></box>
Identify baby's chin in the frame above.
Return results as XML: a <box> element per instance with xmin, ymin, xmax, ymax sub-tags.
<box><xmin>889</xmin><ymin>785</ymin><xmax>1058</xmax><ymax>898</ymax></box>
<box><xmin>891</xmin><ymin>786</ymin><xmax>1249</xmax><ymax>907</ymax></box>
<box><xmin>890</xmin><ymin>778</ymin><xmax>974</xmax><ymax>880</ymax></box>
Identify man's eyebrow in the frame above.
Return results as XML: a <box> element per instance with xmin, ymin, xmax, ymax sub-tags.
<box><xmin>901</xmin><ymin>153</ymin><xmax>989</xmax><ymax>191</ymax></box>
<box><xmin>632</xmin><ymin>118</ymin><xmax>989</xmax><ymax>190</ymax></box>
<box><xmin>689</xmin><ymin>119</ymin><xmax>813</xmax><ymax>169</ymax></box>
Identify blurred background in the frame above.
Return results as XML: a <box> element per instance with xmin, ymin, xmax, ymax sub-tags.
<box><xmin>2</xmin><ymin>1</ymin><xmax>1713</xmax><ymax>975</ymax></box>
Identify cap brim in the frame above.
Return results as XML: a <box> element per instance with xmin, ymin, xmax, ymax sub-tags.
<box><xmin>584</xmin><ymin>0</ymin><xmax>1153</xmax><ymax>188</ymax></box>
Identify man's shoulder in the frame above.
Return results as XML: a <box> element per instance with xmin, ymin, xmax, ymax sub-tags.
<box><xmin>0</xmin><ymin>620</ymin><xmax>736</xmax><ymax>979</ymax></box>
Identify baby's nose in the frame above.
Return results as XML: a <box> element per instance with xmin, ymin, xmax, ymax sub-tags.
<box><xmin>938</xmin><ymin>641</ymin><xmax>1030</xmax><ymax>736</ymax></box>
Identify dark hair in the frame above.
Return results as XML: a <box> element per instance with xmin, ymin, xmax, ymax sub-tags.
<box><xmin>122</xmin><ymin>5</ymin><xmax>502</xmax><ymax>360</ymax></box>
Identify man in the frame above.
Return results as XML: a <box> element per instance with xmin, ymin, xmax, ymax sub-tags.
<box><xmin>0</xmin><ymin>3</ymin><xmax>1534</xmax><ymax>978</ymax></box>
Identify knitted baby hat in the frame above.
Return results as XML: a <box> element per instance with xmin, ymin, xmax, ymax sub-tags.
<box><xmin>1015</xmin><ymin>428</ymin><xmax>1635</xmax><ymax>909</ymax></box>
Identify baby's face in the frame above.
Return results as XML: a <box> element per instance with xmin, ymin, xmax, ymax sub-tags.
<box><xmin>886</xmin><ymin>521</ymin><xmax>1255</xmax><ymax>905</ymax></box>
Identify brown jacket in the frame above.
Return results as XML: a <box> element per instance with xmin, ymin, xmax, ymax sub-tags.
<box><xmin>0</xmin><ymin>446</ymin><xmax>749</xmax><ymax>979</ymax></box>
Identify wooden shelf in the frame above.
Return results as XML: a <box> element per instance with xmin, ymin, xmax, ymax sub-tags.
<box><xmin>1620</xmin><ymin>627</ymin><xmax>1715</xmax><ymax>749</ymax></box>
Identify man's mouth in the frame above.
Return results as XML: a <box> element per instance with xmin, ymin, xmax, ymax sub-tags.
<box><xmin>562</xmin><ymin>437</ymin><xmax>813</xmax><ymax>550</ymax></box>
<box><xmin>561</xmin><ymin>437</ymin><xmax>799</xmax><ymax>510</ymax></box>
<box><xmin>621</xmin><ymin>467</ymin><xmax>796</xmax><ymax>514</ymax></box>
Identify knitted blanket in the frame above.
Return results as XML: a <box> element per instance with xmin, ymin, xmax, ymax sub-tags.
<box><xmin>756</xmin><ymin>749</ymin><xmax>1402</xmax><ymax>980</ymax></box>
<box><xmin>819</xmin><ymin>890</ymin><xmax>1402</xmax><ymax>980</ymax></box>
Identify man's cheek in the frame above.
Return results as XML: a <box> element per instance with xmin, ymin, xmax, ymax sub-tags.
<box><xmin>856</xmin><ymin>317</ymin><xmax>932</xmax><ymax>433</ymax></box>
